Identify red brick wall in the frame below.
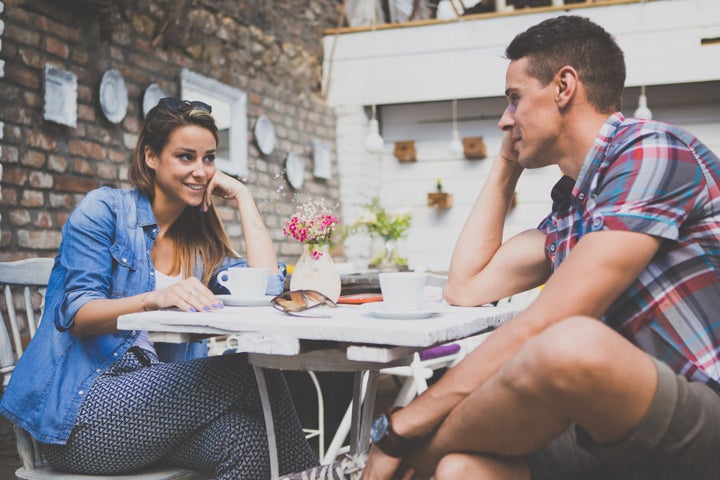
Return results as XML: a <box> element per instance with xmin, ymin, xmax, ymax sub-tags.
<box><xmin>0</xmin><ymin>0</ymin><xmax>341</xmax><ymax>263</ymax></box>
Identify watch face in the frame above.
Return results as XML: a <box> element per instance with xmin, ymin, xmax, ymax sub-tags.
<box><xmin>370</xmin><ymin>414</ymin><xmax>389</xmax><ymax>443</ymax></box>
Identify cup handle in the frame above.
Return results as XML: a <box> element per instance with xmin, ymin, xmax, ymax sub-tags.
<box><xmin>217</xmin><ymin>271</ymin><xmax>229</xmax><ymax>289</ymax></box>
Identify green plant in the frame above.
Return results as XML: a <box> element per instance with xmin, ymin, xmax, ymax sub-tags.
<box><xmin>350</xmin><ymin>198</ymin><xmax>411</xmax><ymax>241</ymax></box>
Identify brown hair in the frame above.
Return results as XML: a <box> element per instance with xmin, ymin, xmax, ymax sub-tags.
<box><xmin>505</xmin><ymin>15</ymin><xmax>626</xmax><ymax>113</ymax></box>
<box><xmin>128</xmin><ymin>101</ymin><xmax>238</xmax><ymax>284</ymax></box>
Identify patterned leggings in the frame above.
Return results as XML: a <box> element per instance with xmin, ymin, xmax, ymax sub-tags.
<box><xmin>40</xmin><ymin>349</ymin><xmax>318</xmax><ymax>479</ymax></box>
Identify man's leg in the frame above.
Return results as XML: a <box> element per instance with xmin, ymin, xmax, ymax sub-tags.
<box><xmin>410</xmin><ymin>316</ymin><xmax>658</xmax><ymax>476</ymax></box>
<box><xmin>434</xmin><ymin>453</ymin><xmax>529</xmax><ymax>480</ymax></box>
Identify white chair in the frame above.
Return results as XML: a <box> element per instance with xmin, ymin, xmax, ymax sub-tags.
<box><xmin>322</xmin><ymin>278</ymin><xmax>537</xmax><ymax>462</ymax></box>
<box><xmin>0</xmin><ymin>258</ymin><xmax>205</xmax><ymax>480</ymax></box>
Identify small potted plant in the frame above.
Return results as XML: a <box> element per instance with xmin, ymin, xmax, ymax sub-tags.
<box><xmin>427</xmin><ymin>177</ymin><xmax>453</xmax><ymax>209</ymax></box>
<box><xmin>349</xmin><ymin>198</ymin><xmax>412</xmax><ymax>270</ymax></box>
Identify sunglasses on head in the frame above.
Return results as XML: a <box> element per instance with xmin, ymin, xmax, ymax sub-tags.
<box><xmin>271</xmin><ymin>290</ymin><xmax>336</xmax><ymax>316</ymax></box>
<box><xmin>159</xmin><ymin>97</ymin><xmax>212</xmax><ymax>113</ymax></box>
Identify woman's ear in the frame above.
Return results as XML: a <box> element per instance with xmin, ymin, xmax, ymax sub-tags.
<box><xmin>144</xmin><ymin>145</ymin><xmax>158</xmax><ymax>171</ymax></box>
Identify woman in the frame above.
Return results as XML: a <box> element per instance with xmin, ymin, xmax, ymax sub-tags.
<box><xmin>0</xmin><ymin>98</ymin><xmax>318</xmax><ymax>478</ymax></box>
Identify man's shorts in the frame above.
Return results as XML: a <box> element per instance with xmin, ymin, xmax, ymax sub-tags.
<box><xmin>525</xmin><ymin>358</ymin><xmax>720</xmax><ymax>480</ymax></box>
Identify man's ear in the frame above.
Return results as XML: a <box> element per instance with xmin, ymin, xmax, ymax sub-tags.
<box><xmin>556</xmin><ymin>66</ymin><xmax>578</xmax><ymax>109</ymax></box>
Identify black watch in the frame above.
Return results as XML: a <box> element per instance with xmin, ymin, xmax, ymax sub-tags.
<box><xmin>370</xmin><ymin>407</ymin><xmax>417</xmax><ymax>457</ymax></box>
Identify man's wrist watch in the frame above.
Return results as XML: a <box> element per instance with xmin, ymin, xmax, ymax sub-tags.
<box><xmin>370</xmin><ymin>407</ymin><xmax>418</xmax><ymax>458</ymax></box>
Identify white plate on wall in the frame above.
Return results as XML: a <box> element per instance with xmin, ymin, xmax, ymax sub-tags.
<box><xmin>217</xmin><ymin>295</ymin><xmax>274</xmax><ymax>307</ymax></box>
<box><xmin>99</xmin><ymin>69</ymin><xmax>128</xmax><ymax>124</ymax></box>
<box><xmin>254</xmin><ymin>115</ymin><xmax>276</xmax><ymax>155</ymax></box>
<box><xmin>143</xmin><ymin>83</ymin><xmax>167</xmax><ymax>117</ymax></box>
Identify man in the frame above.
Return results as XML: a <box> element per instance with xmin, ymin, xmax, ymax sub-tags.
<box><xmin>281</xmin><ymin>14</ymin><xmax>720</xmax><ymax>480</ymax></box>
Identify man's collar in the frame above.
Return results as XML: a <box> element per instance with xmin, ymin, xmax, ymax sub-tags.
<box><xmin>573</xmin><ymin>112</ymin><xmax>625</xmax><ymax>200</ymax></box>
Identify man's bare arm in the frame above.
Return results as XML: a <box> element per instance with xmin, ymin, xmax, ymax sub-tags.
<box><xmin>445</xmin><ymin>134</ymin><xmax>550</xmax><ymax>306</ymax></box>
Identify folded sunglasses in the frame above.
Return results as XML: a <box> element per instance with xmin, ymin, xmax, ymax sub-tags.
<box><xmin>271</xmin><ymin>290</ymin><xmax>337</xmax><ymax>316</ymax></box>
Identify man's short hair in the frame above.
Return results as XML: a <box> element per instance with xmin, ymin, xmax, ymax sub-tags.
<box><xmin>505</xmin><ymin>15</ymin><xmax>626</xmax><ymax>113</ymax></box>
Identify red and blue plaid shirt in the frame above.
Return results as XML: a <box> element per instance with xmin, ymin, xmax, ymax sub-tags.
<box><xmin>539</xmin><ymin>113</ymin><xmax>720</xmax><ymax>391</ymax></box>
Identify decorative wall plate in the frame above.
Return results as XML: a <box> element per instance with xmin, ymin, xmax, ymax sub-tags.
<box><xmin>254</xmin><ymin>115</ymin><xmax>276</xmax><ymax>155</ymax></box>
<box><xmin>285</xmin><ymin>152</ymin><xmax>305</xmax><ymax>190</ymax></box>
<box><xmin>143</xmin><ymin>83</ymin><xmax>167</xmax><ymax>117</ymax></box>
<box><xmin>43</xmin><ymin>64</ymin><xmax>77</xmax><ymax>128</ymax></box>
<box><xmin>99</xmin><ymin>69</ymin><xmax>128</xmax><ymax>124</ymax></box>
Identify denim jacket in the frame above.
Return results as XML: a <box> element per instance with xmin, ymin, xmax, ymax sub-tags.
<box><xmin>0</xmin><ymin>187</ymin><xmax>285</xmax><ymax>444</ymax></box>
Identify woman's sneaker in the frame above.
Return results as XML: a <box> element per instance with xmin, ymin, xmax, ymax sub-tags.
<box><xmin>279</xmin><ymin>453</ymin><xmax>366</xmax><ymax>480</ymax></box>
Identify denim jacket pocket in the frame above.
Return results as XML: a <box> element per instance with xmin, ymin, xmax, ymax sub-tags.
<box><xmin>109</xmin><ymin>242</ymin><xmax>137</xmax><ymax>298</ymax></box>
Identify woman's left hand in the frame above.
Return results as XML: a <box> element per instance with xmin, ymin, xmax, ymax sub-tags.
<box><xmin>203</xmin><ymin>170</ymin><xmax>249</xmax><ymax>212</ymax></box>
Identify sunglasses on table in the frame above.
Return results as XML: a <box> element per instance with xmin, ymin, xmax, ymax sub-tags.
<box><xmin>159</xmin><ymin>97</ymin><xmax>212</xmax><ymax>113</ymax></box>
<box><xmin>271</xmin><ymin>290</ymin><xmax>337</xmax><ymax>317</ymax></box>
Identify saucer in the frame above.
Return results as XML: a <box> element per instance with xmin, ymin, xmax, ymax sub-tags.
<box><xmin>99</xmin><ymin>69</ymin><xmax>128</xmax><ymax>124</ymax></box>
<box><xmin>217</xmin><ymin>294</ymin><xmax>273</xmax><ymax>307</ymax></box>
<box><xmin>360</xmin><ymin>302</ymin><xmax>444</xmax><ymax>320</ymax></box>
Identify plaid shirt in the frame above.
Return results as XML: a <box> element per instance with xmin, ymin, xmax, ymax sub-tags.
<box><xmin>539</xmin><ymin>113</ymin><xmax>720</xmax><ymax>390</ymax></box>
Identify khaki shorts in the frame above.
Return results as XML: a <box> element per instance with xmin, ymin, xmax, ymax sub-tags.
<box><xmin>526</xmin><ymin>358</ymin><xmax>720</xmax><ymax>480</ymax></box>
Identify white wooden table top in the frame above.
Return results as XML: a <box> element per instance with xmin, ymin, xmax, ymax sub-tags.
<box><xmin>118</xmin><ymin>303</ymin><xmax>517</xmax><ymax>360</ymax></box>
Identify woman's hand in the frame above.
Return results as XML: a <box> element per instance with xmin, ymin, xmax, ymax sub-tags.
<box><xmin>203</xmin><ymin>170</ymin><xmax>249</xmax><ymax>212</ymax></box>
<box><xmin>143</xmin><ymin>277</ymin><xmax>223</xmax><ymax>313</ymax></box>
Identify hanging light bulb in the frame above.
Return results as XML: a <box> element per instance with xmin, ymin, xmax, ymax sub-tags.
<box><xmin>364</xmin><ymin>104</ymin><xmax>384</xmax><ymax>153</ymax></box>
<box><xmin>449</xmin><ymin>99</ymin><xmax>463</xmax><ymax>156</ymax></box>
<box><xmin>363</xmin><ymin>5</ymin><xmax>383</xmax><ymax>154</ymax></box>
<box><xmin>634</xmin><ymin>85</ymin><xmax>653</xmax><ymax>120</ymax></box>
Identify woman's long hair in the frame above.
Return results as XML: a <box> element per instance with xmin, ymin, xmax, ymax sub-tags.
<box><xmin>128</xmin><ymin>101</ymin><xmax>238</xmax><ymax>284</ymax></box>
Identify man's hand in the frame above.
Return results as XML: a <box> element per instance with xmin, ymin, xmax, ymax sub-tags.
<box><xmin>361</xmin><ymin>446</ymin><xmax>407</xmax><ymax>480</ymax></box>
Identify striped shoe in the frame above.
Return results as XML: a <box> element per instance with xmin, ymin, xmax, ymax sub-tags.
<box><xmin>279</xmin><ymin>453</ymin><xmax>366</xmax><ymax>480</ymax></box>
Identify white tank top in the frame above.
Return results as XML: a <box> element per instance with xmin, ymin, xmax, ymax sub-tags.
<box><xmin>132</xmin><ymin>269</ymin><xmax>182</xmax><ymax>354</ymax></box>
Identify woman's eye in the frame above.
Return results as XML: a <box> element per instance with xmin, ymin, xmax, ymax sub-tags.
<box><xmin>203</xmin><ymin>154</ymin><xmax>216</xmax><ymax>163</ymax></box>
<box><xmin>178</xmin><ymin>153</ymin><xmax>193</xmax><ymax>161</ymax></box>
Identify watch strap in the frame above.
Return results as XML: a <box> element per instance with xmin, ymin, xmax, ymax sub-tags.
<box><xmin>373</xmin><ymin>407</ymin><xmax>418</xmax><ymax>458</ymax></box>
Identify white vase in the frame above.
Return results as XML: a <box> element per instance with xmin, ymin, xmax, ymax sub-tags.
<box><xmin>289</xmin><ymin>244</ymin><xmax>342</xmax><ymax>302</ymax></box>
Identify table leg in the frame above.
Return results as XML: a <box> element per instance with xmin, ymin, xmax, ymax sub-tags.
<box><xmin>253</xmin><ymin>366</ymin><xmax>280</xmax><ymax>480</ymax></box>
<box><xmin>348</xmin><ymin>370</ymin><xmax>379</xmax><ymax>456</ymax></box>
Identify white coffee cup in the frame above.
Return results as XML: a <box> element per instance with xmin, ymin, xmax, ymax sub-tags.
<box><xmin>379</xmin><ymin>272</ymin><xmax>426</xmax><ymax>311</ymax></box>
<box><xmin>217</xmin><ymin>267</ymin><xmax>272</xmax><ymax>298</ymax></box>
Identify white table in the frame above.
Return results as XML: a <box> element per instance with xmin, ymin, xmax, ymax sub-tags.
<box><xmin>118</xmin><ymin>303</ymin><xmax>517</xmax><ymax>478</ymax></box>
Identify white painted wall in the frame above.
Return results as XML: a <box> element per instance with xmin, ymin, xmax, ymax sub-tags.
<box><xmin>329</xmin><ymin>0</ymin><xmax>720</xmax><ymax>272</ymax></box>
<box><xmin>323</xmin><ymin>0</ymin><xmax>720</xmax><ymax>106</ymax></box>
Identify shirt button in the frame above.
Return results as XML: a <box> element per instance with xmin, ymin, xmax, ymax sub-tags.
<box><xmin>113</xmin><ymin>352</ymin><xmax>118</xmax><ymax>357</ymax></box>
<box><xmin>78</xmin><ymin>390</ymin><xmax>84</xmax><ymax>395</ymax></box>
<box><xmin>122</xmin><ymin>257</ymin><xmax>128</xmax><ymax>263</ymax></box>
<box><xmin>549</xmin><ymin>243</ymin><xmax>557</xmax><ymax>253</ymax></box>
<box><xmin>578</xmin><ymin>192</ymin><xmax>586</xmax><ymax>200</ymax></box>
<box><xmin>150</xmin><ymin>271</ymin><xmax>154</xmax><ymax>276</ymax></box>
<box><xmin>95</xmin><ymin>368</ymin><xmax>101</xmax><ymax>373</ymax></box>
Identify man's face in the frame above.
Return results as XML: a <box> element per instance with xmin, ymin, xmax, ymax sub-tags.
<box><xmin>498</xmin><ymin>57</ymin><xmax>562</xmax><ymax>169</ymax></box>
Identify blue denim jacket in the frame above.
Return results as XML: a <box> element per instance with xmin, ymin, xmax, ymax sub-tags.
<box><xmin>0</xmin><ymin>187</ymin><xmax>285</xmax><ymax>444</ymax></box>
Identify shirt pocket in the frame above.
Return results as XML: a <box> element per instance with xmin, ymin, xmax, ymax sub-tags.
<box><xmin>109</xmin><ymin>242</ymin><xmax>137</xmax><ymax>298</ymax></box>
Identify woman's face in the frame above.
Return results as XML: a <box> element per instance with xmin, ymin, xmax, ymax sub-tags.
<box><xmin>145</xmin><ymin>125</ymin><xmax>217</xmax><ymax>209</ymax></box>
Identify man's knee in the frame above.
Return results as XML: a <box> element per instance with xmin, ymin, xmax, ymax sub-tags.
<box><xmin>435</xmin><ymin>453</ymin><xmax>529</xmax><ymax>480</ymax></box>
<box><xmin>503</xmin><ymin>316</ymin><xmax>619</xmax><ymax>397</ymax></box>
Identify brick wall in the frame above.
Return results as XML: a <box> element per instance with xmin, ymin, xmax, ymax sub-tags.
<box><xmin>0</xmin><ymin>0</ymin><xmax>341</xmax><ymax>264</ymax></box>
